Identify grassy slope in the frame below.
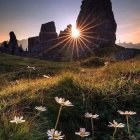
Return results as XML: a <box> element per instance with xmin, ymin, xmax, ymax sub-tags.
<box><xmin>0</xmin><ymin>53</ymin><xmax>140</xmax><ymax>140</ymax></box>
<box><xmin>0</xmin><ymin>53</ymin><xmax>79</xmax><ymax>88</ymax></box>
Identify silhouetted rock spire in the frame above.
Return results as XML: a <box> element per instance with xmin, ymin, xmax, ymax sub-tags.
<box><xmin>8</xmin><ymin>31</ymin><xmax>18</xmax><ymax>54</ymax></box>
<box><xmin>28</xmin><ymin>21</ymin><xmax>58</xmax><ymax>58</ymax></box>
<box><xmin>77</xmin><ymin>0</ymin><xmax>117</xmax><ymax>48</ymax></box>
<box><xmin>39</xmin><ymin>21</ymin><xmax>57</xmax><ymax>46</ymax></box>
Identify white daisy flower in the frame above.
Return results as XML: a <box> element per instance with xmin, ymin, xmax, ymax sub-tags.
<box><xmin>10</xmin><ymin>116</ymin><xmax>25</xmax><ymax>124</ymax></box>
<box><xmin>85</xmin><ymin>113</ymin><xmax>99</xmax><ymax>119</ymax></box>
<box><xmin>35</xmin><ymin>106</ymin><xmax>47</xmax><ymax>112</ymax></box>
<box><xmin>47</xmin><ymin>129</ymin><xmax>64</xmax><ymax>140</ymax></box>
<box><xmin>55</xmin><ymin>97</ymin><xmax>74</xmax><ymax>106</ymax></box>
<box><xmin>108</xmin><ymin>120</ymin><xmax>125</xmax><ymax>128</ymax></box>
<box><xmin>118</xmin><ymin>110</ymin><xmax>136</xmax><ymax>116</ymax></box>
<box><xmin>75</xmin><ymin>128</ymin><xmax>90</xmax><ymax>137</ymax></box>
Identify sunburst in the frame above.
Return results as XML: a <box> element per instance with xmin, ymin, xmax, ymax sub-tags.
<box><xmin>44</xmin><ymin>15</ymin><xmax>111</xmax><ymax>60</ymax></box>
<box><xmin>71</xmin><ymin>25</ymin><xmax>80</xmax><ymax>38</ymax></box>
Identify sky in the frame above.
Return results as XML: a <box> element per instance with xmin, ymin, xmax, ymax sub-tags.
<box><xmin>0</xmin><ymin>0</ymin><xmax>140</xmax><ymax>43</ymax></box>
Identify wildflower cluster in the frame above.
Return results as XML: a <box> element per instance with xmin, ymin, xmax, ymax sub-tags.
<box><xmin>9</xmin><ymin>95</ymin><xmax>137</xmax><ymax>140</ymax></box>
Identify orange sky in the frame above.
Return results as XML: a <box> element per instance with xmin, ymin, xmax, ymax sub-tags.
<box><xmin>0</xmin><ymin>35</ymin><xmax>9</xmax><ymax>42</ymax></box>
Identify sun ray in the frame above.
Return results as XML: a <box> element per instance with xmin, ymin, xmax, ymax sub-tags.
<box><xmin>81</xmin><ymin>20</ymin><xmax>108</xmax><ymax>32</ymax></box>
<box><xmin>70</xmin><ymin>39</ymin><xmax>75</xmax><ymax>59</ymax></box>
<box><xmin>80</xmin><ymin>35</ymin><xmax>99</xmax><ymax>48</ymax></box>
<box><xmin>45</xmin><ymin>36</ymin><xmax>71</xmax><ymax>52</ymax></box>
<box><xmin>82</xmin><ymin>34</ymin><xmax>110</xmax><ymax>42</ymax></box>
<box><xmin>79</xmin><ymin>14</ymin><xmax>103</xmax><ymax>30</ymax></box>
<box><xmin>78</xmin><ymin>14</ymin><xmax>91</xmax><ymax>29</ymax></box>
<box><xmin>79</xmin><ymin>37</ymin><xmax>93</xmax><ymax>53</ymax></box>
<box><xmin>42</xmin><ymin>14</ymin><xmax>110</xmax><ymax>60</ymax></box>
<box><xmin>57</xmin><ymin>37</ymin><xmax>73</xmax><ymax>55</ymax></box>
<box><xmin>41</xmin><ymin>33</ymin><xmax>71</xmax><ymax>44</ymax></box>
<box><xmin>75</xmin><ymin>41</ymin><xmax>79</xmax><ymax>58</ymax></box>
<box><xmin>77</xmin><ymin>38</ymin><xmax>86</xmax><ymax>55</ymax></box>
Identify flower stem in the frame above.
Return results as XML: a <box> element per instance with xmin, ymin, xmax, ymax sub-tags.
<box><xmin>91</xmin><ymin>118</ymin><xmax>94</xmax><ymax>140</ymax></box>
<box><xmin>54</xmin><ymin>105</ymin><xmax>63</xmax><ymax>130</ymax></box>
<box><xmin>126</xmin><ymin>115</ymin><xmax>131</xmax><ymax>140</ymax></box>
<box><xmin>112</xmin><ymin>127</ymin><xmax>117</xmax><ymax>140</ymax></box>
<box><xmin>29</xmin><ymin>112</ymin><xmax>40</xmax><ymax>128</ymax></box>
<box><xmin>53</xmin><ymin>105</ymin><xmax>63</xmax><ymax>140</ymax></box>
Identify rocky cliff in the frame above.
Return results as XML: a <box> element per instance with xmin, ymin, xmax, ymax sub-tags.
<box><xmin>28</xmin><ymin>36</ymin><xmax>39</xmax><ymax>55</ymax></box>
<box><xmin>28</xmin><ymin>21</ymin><xmax>58</xmax><ymax>58</ymax></box>
<box><xmin>77</xmin><ymin>0</ymin><xmax>117</xmax><ymax>49</ymax></box>
<box><xmin>28</xmin><ymin>0</ymin><xmax>117</xmax><ymax>61</ymax></box>
<box><xmin>39</xmin><ymin>21</ymin><xmax>57</xmax><ymax>48</ymax></box>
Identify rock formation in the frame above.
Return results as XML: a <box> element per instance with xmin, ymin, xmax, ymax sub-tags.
<box><xmin>28</xmin><ymin>21</ymin><xmax>58</xmax><ymax>58</ymax></box>
<box><xmin>28</xmin><ymin>0</ymin><xmax>117</xmax><ymax>61</ymax></box>
<box><xmin>0</xmin><ymin>32</ymin><xmax>27</xmax><ymax>56</ymax></box>
<box><xmin>0</xmin><ymin>41</ymin><xmax>9</xmax><ymax>53</ymax></box>
<box><xmin>8</xmin><ymin>31</ymin><xmax>19</xmax><ymax>54</ymax></box>
<box><xmin>39</xmin><ymin>21</ymin><xmax>57</xmax><ymax>48</ymax></box>
<box><xmin>28</xmin><ymin>36</ymin><xmax>39</xmax><ymax>54</ymax></box>
<box><xmin>77</xmin><ymin>0</ymin><xmax>117</xmax><ymax>49</ymax></box>
<box><xmin>57</xmin><ymin>25</ymin><xmax>73</xmax><ymax>60</ymax></box>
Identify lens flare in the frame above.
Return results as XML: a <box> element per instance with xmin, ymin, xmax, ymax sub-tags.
<box><xmin>45</xmin><ymin>15</ymin><xmax>110</xmax><ymax>59</ymax></box>
<box><xmin>71</xmin><ymin>25</ymin><xmax>80</xmax><ymax>38</ymax></box>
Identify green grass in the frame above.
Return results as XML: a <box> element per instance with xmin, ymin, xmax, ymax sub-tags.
<box><xmin>0</xmin><ymin>52</ymin><xmax>140</xmax><ymax>139</ymax></box>
<box><xmin>0</xmin><ymin>53</ymin><xmax>79</xmax><ymax>87</ymax></box>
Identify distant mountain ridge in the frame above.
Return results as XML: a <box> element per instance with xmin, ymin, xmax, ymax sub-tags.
<box><xmin>18</xmin><ymin>39</ymin><xmax>28</xmax><ymax>50</ymax></box>
<box><xmin>118</xmin><ymin>42</ymin><xmax>140</xmax><ymax>49</ymax></box>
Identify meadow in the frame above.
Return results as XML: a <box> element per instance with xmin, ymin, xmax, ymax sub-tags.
<box><xmin>0</xmin><ymin>52</ymin><xmax>140</xmax><ymax>140</ymax></box>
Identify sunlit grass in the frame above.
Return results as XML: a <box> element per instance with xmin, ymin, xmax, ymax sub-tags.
<box><xmin>0</xmin><ymin>53</ymin><xmax>140</xmax><ymax>139</ymax></box>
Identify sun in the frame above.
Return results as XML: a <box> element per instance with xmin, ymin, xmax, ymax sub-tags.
<box><xmin>71</xmin><ymin>25</ymin><xmax>80</xmax><ymax>38</ymax></box>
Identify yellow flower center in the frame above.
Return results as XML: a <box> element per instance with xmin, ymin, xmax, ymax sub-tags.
<box><xmin>53</xmin><ymin>134</ymin><xmax>59</xmax><ymax>138</ymax></box>
<box><xmin>61</xmin><ymin>101</ymin><xmax>65</xmax><ymax>106</ymax></box>
<box><xmin>80</xmin><ymin>132</ymin><xmax>85</xmax><ymax>137</ymax></box>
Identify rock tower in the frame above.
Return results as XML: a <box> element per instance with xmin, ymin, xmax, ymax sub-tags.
<box><xmin>77</xmin><ymin>0</ymin><xmax>117</xmax><ymax>48</ymax></box>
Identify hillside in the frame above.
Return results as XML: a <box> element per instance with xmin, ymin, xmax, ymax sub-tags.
<box><xmin>118</xmin><ymin>42</ymin><xmax>140</xmax><ymax>49</ymax></box>
<box><xmin>0</xmin><ymin>53</ymin><xmax>140</xmax><ymax>140</ymax></box>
